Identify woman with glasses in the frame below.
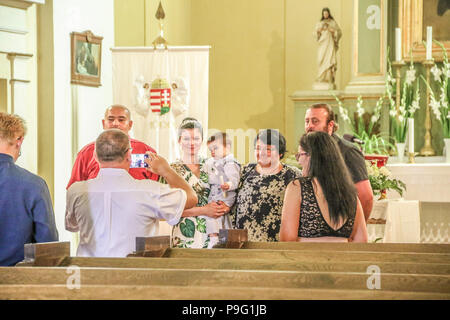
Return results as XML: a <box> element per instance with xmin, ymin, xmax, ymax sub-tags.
<box><xmin>232</xmin><ymin>129</ymin><xmax>302</xmax><ymax>242</ymax></box>
<box><xmin>280</xmin><ymin>131</ymin><xmax>367</xmax><ymax>242</ymax></box>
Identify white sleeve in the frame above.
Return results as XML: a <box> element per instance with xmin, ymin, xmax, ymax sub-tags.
<box><xmin>223</xmin><ymin>162</ymin><xmax>241</xmax><ymax>191</ymax></box>
<box><xmin>65</xmin><ymin>188</ymin><xmax>79</xmax><ymax>232</ymax></box>
<box><xmin>153</xmin><ymin>185</ymin><xmax>187</xmax><ymax>226</ymax></box>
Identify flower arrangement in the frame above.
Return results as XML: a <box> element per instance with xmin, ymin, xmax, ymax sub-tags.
<box><xmin>366</xmin><ymin>161</ymin><xmax>406</xmax><ymax>198</ymax></box>
<box><xmin>334</xmin><ymin>94</ymin><xmax>392</xmax><ymax>155</ymax></box>
<box><xmin>385</xmin><ymin>53</ymin><xmax>421</xmax><ymax>143</ymax></box>
<box><xmin>421</xmin><ymin>41</ymin><xmax>450</xmax><ymax>139</ymax></box>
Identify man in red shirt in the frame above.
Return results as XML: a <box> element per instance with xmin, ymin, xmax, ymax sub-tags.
<box><xmin>67</xmin><ymin>105</ymin><xmax>158</xmax><ymax>189</ymax></box>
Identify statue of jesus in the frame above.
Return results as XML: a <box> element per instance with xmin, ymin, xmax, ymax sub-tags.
<box><xmin>313</xmin><ymin>7</ymin><xmax>342</xmax><ymax>90</ymax></box>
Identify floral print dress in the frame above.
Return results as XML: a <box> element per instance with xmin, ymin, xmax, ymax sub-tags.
<box><xmin>170</xmin><ymin>159</ymin><xmax>211</xmax><ymax>248</ymax></box>
<box><xmin>232</xmin><ymin>163</ymin><xmax>302</xmax><ymax>242</ymax></box>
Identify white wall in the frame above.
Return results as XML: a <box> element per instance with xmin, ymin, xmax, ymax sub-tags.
<box><xmin>0</xmin><ymin>3</ymin><xmax>38</xmax><ymax>174</ymax></box>
<box><xmin>52</xmin><ymin>0</ymin><xmax>114</xmax><ymax>246</ymax></box>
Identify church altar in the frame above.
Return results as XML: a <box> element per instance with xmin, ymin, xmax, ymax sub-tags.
<box><xmin>382</xmin><ymin>159</ymin><xmax>450</xmax><ymax>244</ymax></box>
<box><xmin>367</xmin><ymin>199</ymin><xmax>421</xmax><ymax>243</ymax></box>
<box><xmin>385</xmin><ymin>161</ymin><xmax>450</xmax><ymax>202</ymax></box>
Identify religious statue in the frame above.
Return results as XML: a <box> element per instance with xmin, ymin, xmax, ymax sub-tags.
<box><xmin>313</xmin><ymin>7</ymin><xmax>342</xmax><ymax>90</ymax></box>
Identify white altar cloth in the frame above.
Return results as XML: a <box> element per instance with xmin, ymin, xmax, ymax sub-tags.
<box><xmin>386</xmin><ymin>163</ymin><xmax>450</xmax><ymax>202</ymax></box>
<box><xmin>367</xmin><ymin>199</ymin><xmax>421</xmax><ymax>243</ymax></box>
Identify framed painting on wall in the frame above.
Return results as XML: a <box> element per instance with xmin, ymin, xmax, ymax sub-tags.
<box><xmin>70</xmin><ymin>30</ymin><xmax>103</xmax><ymax>87</ymax></box>
<box><xmin>399</xmin><ymin>0</ymin><xmax>450</xmax><ymax>62</ymax></box>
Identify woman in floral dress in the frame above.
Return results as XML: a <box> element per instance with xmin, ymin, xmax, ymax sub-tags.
<box><xmin>232</xmin><ymin>129</ymin><xmax>302</xmax><ymax>242</ymax></box>
<box><xmin>170</xmin><ymin>118</ymin><xmax>229</xmax><ymax>248</ymax></box>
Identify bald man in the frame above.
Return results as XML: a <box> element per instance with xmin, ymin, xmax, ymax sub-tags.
<box><xmin>66</xmin><ymin>129</ymin><xmax>197</xmax><ymax>257</ymax></box>
<box><xmin>67</xmin><ymin>105</ymin><xmax>158</xmax><ymax>188</ymax></box>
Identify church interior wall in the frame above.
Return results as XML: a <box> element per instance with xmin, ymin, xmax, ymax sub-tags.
<box><xmin>0</xmin><ymin>0</ymin><xmax>447</xmax><ymax>248</ymax></box>
<box><xmin>115</xmin><ymin>0</ymin><xmax>357</xmax><ymax>158</ymax></box>
<box><xmin>0</xmin><ymin>2</ymin><xmax>38</xmax><ymax>174</ymax></box>
<box><xmin>35</xmin><ymin>0</ymin><xmax>115</xmax><ymax>247</ymax></box>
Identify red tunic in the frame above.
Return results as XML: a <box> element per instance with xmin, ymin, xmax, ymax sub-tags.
<box><xmin>67</xmin><ymin>138</ymin><xmax>159</xmax><ymax>189</ymax></box>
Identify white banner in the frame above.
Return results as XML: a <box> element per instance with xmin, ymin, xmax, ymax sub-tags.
<box><xmin>111</xmin><ymin>46</ymin><xmax>209</xmax><ymax>162</ymax></box>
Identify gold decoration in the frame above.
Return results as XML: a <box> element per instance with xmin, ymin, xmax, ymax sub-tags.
<box><xmin>155</xmin><ymin>1</ymin><xmax>165</xmax><ymax>19</ymax></box>
<box><xmin>408</xmin><ymin>152</ymin><xmax>417</xmax><ymax>164</ymax></box>
<box><xmin>151</xmin><ymin>77</ymin><xmax>170</xmax><ymax>90</ymax></box>
<box><xmin>419</xmin><ymin>59</ymin><xmax>436</xmax><ymax>156</ymax></box>
<box><xmin>391</xmin><ymin>60</ymin><xmax>405</xmax><ymax>119</ymax></box>
<box><xmin>152</xmin><ymin>1</ymin><xmax>168</xmax><ymax>49</ymax></box>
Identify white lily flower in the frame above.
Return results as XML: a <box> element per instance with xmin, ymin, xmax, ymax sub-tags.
<box><xmin>356</xmin><ymin>97</ymin><xmax>365</xmax><ymax>117</ymax></box>
<box><xmin>431</xmin><ymin>66</ymin><xmax>442</xmax><ymax>82</ymax></box>
<box><xmin>440</xmin><ymin>93</ymin><xmax>447</xmax><ymax>106</ymax></box>
<box><xmin>405</xmin><ymin>68</ymin><xmax>416</xmax><ymax>85</ymax></box>
<box><xmin>379</xmin><ymin>166</ymin><xmax>391</xmax><ymax>177</ymax></box>
<box><xmin>372</xmin><ymin>167</ymin><xmax>379</xmax><ymax>177</ymax></box>
<box><xmin>399</xmin><ymin>105</ymin><xmax>406</xmax><ymax>117</ymax></box>
<box><xmin>357</xmin><ymin>108</ymin><xmax>364</xmax><ymax>117</ymax></box>
<box><xmin>430</xmin><ymin>98</ymin><xmax>441</xmax><ymax>120</ymax></box>
<box><xmin>371</xmin><ymin>115</ymin><xmax>378</xmax><ymax>123</ymax></box>
<box><xmin>411</xmin><ymin>100</ymin><xmax>420</xmax><ymax>114</ymax></box>
<box><xmin>339</xmin><ymin>106</ymin><xmax>350</xmax><ymax>122</ymax></box>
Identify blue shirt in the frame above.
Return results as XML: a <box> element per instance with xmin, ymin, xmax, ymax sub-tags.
<box><xmin>0</xmin><ymin>153</ymin><xmax>58</xmax><ymax>266</ymax></box>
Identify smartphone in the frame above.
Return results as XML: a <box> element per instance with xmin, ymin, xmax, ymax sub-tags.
<box><xmin>130</xmin><ymin>153</ymin><xmax>149</xmax><ymax>168</ymax></box>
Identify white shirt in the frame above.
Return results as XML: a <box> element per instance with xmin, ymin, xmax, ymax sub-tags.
<box><xmin>65</xmin><ymin>168</ymin><xmax>186</xmax><ymax>257</ymax></box>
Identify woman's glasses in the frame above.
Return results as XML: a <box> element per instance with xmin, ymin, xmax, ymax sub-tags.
<box><xmin>295</xmin><ymin>152</ymin><xmax>308</xmax><ymax>161</ymax></box>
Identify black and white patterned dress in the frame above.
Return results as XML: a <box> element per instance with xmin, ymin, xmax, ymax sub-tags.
<box><xmin>232</xmin><ymin>163</ymin><xmax>302</xmax><ymax>242</ymax></box>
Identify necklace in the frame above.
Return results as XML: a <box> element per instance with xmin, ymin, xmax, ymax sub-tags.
<box><xmin>257</xmin><ymin>163</ymin><xmax>282</xmax><ymax>176</ymax></box>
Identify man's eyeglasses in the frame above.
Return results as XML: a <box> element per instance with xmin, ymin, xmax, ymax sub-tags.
<box><xmin>124</xmin><ymin>147</ymin><xmax>133</xmax><ymax>155</ymax></box>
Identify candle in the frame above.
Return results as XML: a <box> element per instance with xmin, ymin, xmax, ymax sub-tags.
<box><xmin>426</xmin><ymin>26</ymin><xmax>432</xmax><ymax>60</ymax></box>
<box><xmin>408</xmin><ymin>118</ymin><xmax>414</xmax><ymax>154</ymax></box>
<box><xmin>220</xmin><ymin>175</ymin><xmax>226</xmax><ymax>198</ymax></box>
<box><xmin>395</xmin><ymin>28</ymin><xmax>402</xmax><ymax>61</ymax></box>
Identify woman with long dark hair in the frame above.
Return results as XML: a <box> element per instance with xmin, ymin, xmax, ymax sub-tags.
<box><xmin>280</xmin><ymin>131</ymin><xmax>367</xmax><ymax>242</ymax></box>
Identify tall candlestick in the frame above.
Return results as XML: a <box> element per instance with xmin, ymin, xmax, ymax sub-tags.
<box><xmin>426</xmin><ymin>26</ymin><xmax>433</xmax><ymax>60</ymax></box>
<box><xmin>408</xmin><ymin>118</ymin><xmax>414</xmax><ymax>153</ymax></box>
<box><xmin>420</xmin><ymin>60</ymin><xmax>436</xmax><ymax>156</ymax></box>
<box><xmin>395</xmin><ymin>28</ymin><xmax>402</xmax><ymax>61</ymax></box>
<box><xmin>392</xmin><ymin>61</ymin><xmax>405</xmax><ymax>118</ymax></box>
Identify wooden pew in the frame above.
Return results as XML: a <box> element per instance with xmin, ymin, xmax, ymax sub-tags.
<box><xmin>1</xmin><ymin>239</ymin><xmax>449</xmax><ymax>300</ymax></box>
<box><xmin>241</xmin><ymin>241</ymin><xmax>450</xmax><ymax>253</ymax></box>
<box><xmin>163</xmin><ymin>247</ymin><xmax>450</xmax><ymax>264</ymax></box>
<box><xmin>50</xmin><ymin>256</ymin><xmax>449</xmax><ymax>275</ymax></box>
<box><xmin>1</xmin><ymin>284</ymin><xmax>448</xmax><ymax>300</ymax></box>
<box><xmin>1</xmin><ymin>266</ymin><xmax>449</xmax><ymax>299</ymax></box>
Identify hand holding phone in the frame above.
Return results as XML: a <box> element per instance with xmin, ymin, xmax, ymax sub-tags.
<box><xmin>144</xmin><ymin>152</ymin><xmax>171</xmax><ymax>176</ymax></box>
<box><xmin>130</xmin><ymin>154</ymin><xmax>149</xmax><ymax>168</ymax></box>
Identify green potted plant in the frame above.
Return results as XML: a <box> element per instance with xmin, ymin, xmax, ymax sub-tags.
<box><xmin>366</xmin><ymin>161</ymin><xmax>406</xmax><ymax>200</ymax></box>
<box><xmin>421</xmin><ymin>40</ymin><xmax>450</xmax><ymax>162</ymax></box>
<box><xmin>385</xmin><ymin>52</ymin><xmax>421</xmax><ymax>162</ymax></box>
<box><xmin>333</xmin><ymin>94</ymin><xmax>394</xmax><ymax>166</ymax></box>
